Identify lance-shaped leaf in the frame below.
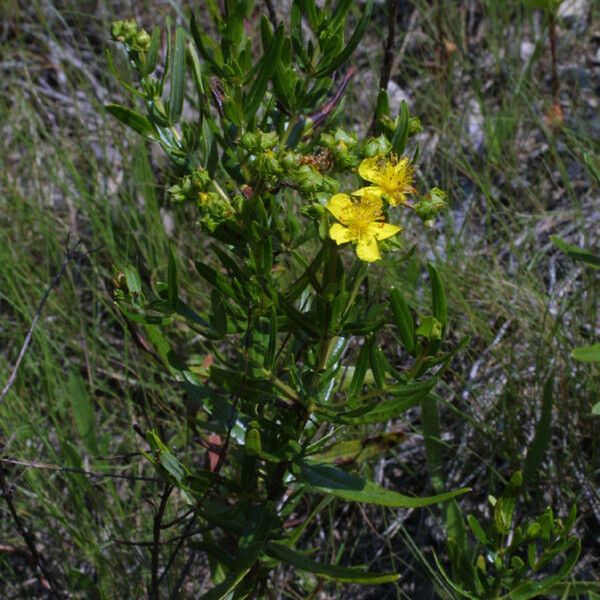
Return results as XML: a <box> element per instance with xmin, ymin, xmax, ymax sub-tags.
<box><xmin>571</xmin><ymin>344</ymin><xmax>600</xmax><ymax>362</ymax></box>
<box><xmin>427</xmin><ymin>263</ymin><xmax>448</xmax><ymax>331</ymax></box>
<box><xmin>200</xmin><ymin>568</ymin><xmax>251</xmax><ymax>600</ymax></box>
<box><xmin>146</xmin><ymin>27</ymin><xmax>161</xmax><ymax>74</ymax></box>
<box><xmin>316</xmin><ymin>378</ymin><xmax>437</xmax><ymax>425</ymax></box>
<box><xmin>244</xmin><ymin>25</ymin><xmax>284</xmax><ymax>122</ymax></box>
<box><xmin>168</xmin><ymin>26</ymin><xmax>186</xmax><ymax>123</ymax></box>
<box><xmin>167</xmin><ymin>244</ymin><xmax>178</xmax><ymax>309</ymax></box>
<box><xmin>390</xmin><ymin>287</ymin><xmax>415</xmax><ymax>353</ymax></box>
<box><xmin>105</xmin><ymin>104</ymin><xmax>156</xmax><ymax>139</ymax></box>
<box><xmin>314</xmin><ymin>0</ymin><xmax>374</xmax><ymax>77</ymax></box>
<box><xmin>311</xmin><ymin>433</ymin><xmax>404</xmax><ymax>465</ymax></box>
<box><xmin>266</xmin><ymin>542</ymin><xmax>399</xmax><ymax>584</ymax></box>
<box><xmin>550</xmin><ymin>235</ymin><xmax>600</xmax><ymax>269</ymax></box>
<box><xmin>296</xmin><ymin>461</ymin><xmax>469</xmax><ymax>507</ymax></box>
<box><xmin>391</xmin><ymin>101</ymin><xmax>409</xmax><ymax>155</ymax></box>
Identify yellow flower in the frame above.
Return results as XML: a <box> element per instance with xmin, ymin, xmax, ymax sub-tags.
<box><xmin>356</xmin><ymin>154</ymin><xmax>415</xmax><ymax>206</ymax></box>
<box><xmin>326</xmin><ymin>192</ymin><xmax>401</xmax><ymax>262</ymax></box>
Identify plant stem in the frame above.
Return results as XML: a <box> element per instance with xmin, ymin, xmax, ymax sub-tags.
<box><xmin>370</xmin><ymin>0</ymin><xmax>399</xmax><ymax>133</ymax></box>
<box><xmin>0</xmin><ymin>462</ymin><xmax>64</xmax><ymax>598</ymax></box>
<box><xmin>151</xmin><ymin>484</ymin><xmax>173</xmax><ymax>600</ymax></box>
<box><xmin>548</xmin><ymin>10</ymin><xmax>560</xmax><ymax>104</ymax></box>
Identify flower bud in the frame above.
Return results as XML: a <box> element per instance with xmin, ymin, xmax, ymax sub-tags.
<box><xmin>413</xmin><ymin>188</ymin><xmax>447</xmax><ymax>222</ymax></box>
<box><xmin>135</xmin><ymin>30</ymin><xmax>151</xmax><ymax>52</ymax></box>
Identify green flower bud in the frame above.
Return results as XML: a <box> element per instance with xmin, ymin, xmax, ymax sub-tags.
<box><xmin>111</xmin><ymin>20</ymin><xmax>126</xmax><ymax>41</ymax></box>
<box><xmin>122</xmin><ymin>19</ymin><xmax>138</xmax><ymax>40</ymax></box>
<box><xmin>413</xmin><ymin>188</ymin><xmax>448</xmax><ymax>222</ymax></box>
<box><xmin>361</xmin><ymin>135</ymin><xmax>392</xmax><ymax>158</ymax></box>
<box><xmin>240</xmin><ymin>131</ymin><xmax>259</xmax><ymax>151</ymax></box>
<box><xmin>408</xmin><ymin>116</ymin><xmax>422</xmax><ymax>137</ymax></box>
<box><xmin>259</xmin><ymin>131</ymin><xmax>278</xmax><ymax>150</ymax></box>
<box><xmin>134</xmin><ymin>30</ymin><xmax>151</xmax><ymax>52</ymax></box>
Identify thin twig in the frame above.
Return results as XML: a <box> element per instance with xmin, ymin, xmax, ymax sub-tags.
<box><xmin>264</xmin><ymin>0</ymin><xmax>278</xmax><ymax>28</ymax></box>
<box><xmin>548</xmin><ymin>11</ymin><xmax>560</xmax><ymax>104</ymax></box>
<box><xmin>435</xmin><ymin>0</ymin><xmax>447</xmax><ymax>66</ymax></box>
<box><xmin>0</xmin><ymin>457</ymin><xmax>158</xmax><ymax>482</ymax></box>
<box><xmin>169</xmin><ymin>549</ymin><xmax>197</xmax><ymax>600</ymax></box>
<box><xmin>151</xmin><ymin>484</ymin><xmax>173</xmax><ymax>600</ymax></box>
<box><xmin>370</xmin><ymin>0</ymin><xmax>399</xmax><ymax>133</ymax></box>
<box><xmin>308</xmin><ymin>66</ymin><xmax>357</xmax><ymax>129</ymax></box>
<box><xmin>112</xmin><ymin>526</ymin><xmax>210</xmax><ymax>548</ymax></box>
<box><xmin>0</xmin><ymin>237</ymin><xmax>97</xmax><ymax>406</ymax></box>
<box><xmin>0</xmin><ymin>462</ymin><xmax>64</xmax><ymax>598</ymax></box>
<box><xmin>158</xmin><ymin>513</ymin><xmax>201</xmax><ymax>585</ymax></box>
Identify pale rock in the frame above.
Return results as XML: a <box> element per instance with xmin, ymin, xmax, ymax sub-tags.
<box><xmin>558</xmin><ymin>0</ymin><xmax>590</xmax><ymax>32</ymax></box>
<box><xmin>161</xmin><ymin>209</ymin><xmax>175</xmax><ymax>237</ymax></box>
<box><xmin>466</xmin><ymin>99</ymin><xmax>485</xmax><ymax>153</ymax></box>
<box><xmin>386</xmin><ymin>80</ymin><xmax>412</xmax><ymax>114</ymax></box>
<box><xmin>520</xmin><ymin>41</ymin><xmax>536</xmax><ymax>64</ymax></box>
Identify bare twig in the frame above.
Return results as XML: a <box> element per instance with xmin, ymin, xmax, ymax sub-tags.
<box><xmin>169</xmin><ymin>548</ymin><xmax>198</xmax><ymax>600</ymax></box>
<box><xmin>151</xmin><ymin>483</ymin><xmax>173</xmax><ymax>600</ymax></box>
<box><xmin>112</xmin><ymin>526</ymin><xmax>210</xmax><ymax>548</ymax></box>
<box><xmin>0</xmin><ymin>237</ymin><xmax>98</xmax><ymax>406</ymax></box>
<box><xmin>264</xmin><ymin>0</ymin><xmax>278</xmax><ymax>28</ymax></box>
<box><xmin>435</xmin><ymin>0</ymin><xmax>447</xmax><ymax>66</ymax></box>
<box><xmin>548</xmin><ymin>11</ymin><xmax>560</xmax><ymax>104</ymax></box>
<box><xmin>158</xmin><ymin>513</ymin><xmax>200</xmax><ymax>585</ymax></box>
<box><xmin>0</xmin><ymin>462</ymin><xmax>64</xmax><ymax>598</ymax></box>
<box><xmin>308</xmin><ymin>66</ymin><xmax>357</xmax><ymax>129</ymax></box>
<box><xmin>0</xmin><ymin>457</ymin><xmax>158</xmax><ymax>482</ymax></box>
<box><xmin>370</xmin><ymin>0</ymin><xmax>399</xmax><ymax>133</ymax></box>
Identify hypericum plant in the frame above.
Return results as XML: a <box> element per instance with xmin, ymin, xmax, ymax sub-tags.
<box><xmin>437</xmin><ymin>472</ymin><xmax>585</xmax><ymax>600</ymax></box>
<box><xmin>106</xmin><ymin>1</ymin><xmax>465</xmax><ymax>596</ymax></box>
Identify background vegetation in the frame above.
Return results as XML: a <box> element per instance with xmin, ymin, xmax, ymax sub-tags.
<box><xmin>0</xmin><ymin>0</ymin><xmax>598</xmax><ymax>597</ymax></box>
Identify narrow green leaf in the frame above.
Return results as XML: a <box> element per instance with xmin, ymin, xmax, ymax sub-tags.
<box><xmin>265</xmin><ymin>306</ymin><xmax>278</xmax><ymax>371</ymax></box>
<box><xmin>167</xmin><ymin>244</ymin><xmax>178</xmax><ymax>309</ymax></box>
<box><xmin>266</xmin><ymin>542</ymin><xmax>399</xmax><ymax>584</ymax></box>
<box><xmin>347</xmin><ymin>341</ymin><xmax>371</xmax><ymax>398</ymax></box>
<box><xmin>200</xmin><ymin>568</ymin><xmax>251</xmax><ymax>600</ymax></box>
<box><xmin>551</xmin><ymin>235</ymin><xmax>600</xmax><ymax>269</ymax></box>
<box><xmin>210</xmin><ymin>290</ymin><xmax>228</xmax><ymax>338</ymax></box>
<box><xmin>523</xmin><ymin>376</ymin><xmax>553</xmax><ymax>483</ymax></box>
<box><xmin>544</xmin><ymin>581</ymin><xmax>600</xmax><ymax>596</ymax></box>
<box><xmin>244</xmin><ymin>25</ymin><xmax>284</xmax><ymax>122</ymax></box>
<box><xmin>124</xmin><ymin>265</ymin><xmax>142</xmax><ymax>295</ymax></box>
<box><xmin>146</xmin><ymin>27</ymin><xmax>161</xmax><ymax>74</ymax></box>
<box><xmin>319</xmin><ymin>378</ymin><xmax>438</xmax><ymax>425</ymax></box>
<box><xmin>105</xmin><ymin>104</ymin><xmax>156</xmax><ymax>139</ymax></box>
<box><xmin>390</xmin><ymin>287</ymin><xmax>415</xmax><ymax>353</ymax></box>
<box><xmin>168</xmin><ymin>26</ymin><xmax>186</xmax><ymax>123</ymax></box>
<box><xmin>427</xmin><ymin>263</ymin><xmax>448</xmax><ymax>330</ymax></box>
<box><xmin>311</xmin><ymin>433</ymin><xmax>404</xmax><ymax>465</ymax></box>
<box><xmin>509</xmin><ymin>540</ymin><xmax>581</xmax><ymax>600</ymax></box>
<box><xmin>467</xmin><ymin>514</ymin><xmax>489</xmax><ymax>545</ymax></box>
<box><xmin>391</xmin><ymin>100</ymin><xmax>409</xmax><ymax>154</ymax></box>
<box><xmin>314</xmin><ymin>0</ymin><xmax>374</xmax><ymax>77</ymax></box>
<box><xmin>68</xmin><ymin>372</ymin><xmax>98</xmax><ymax>454</ymax></box>
<box><xmin>190</xmin><ymin>13</ymin><xmax>224</xmax><ymax>75</ymax></box>
<box><xmin>571</xmin><ymin>344</ymin><xmax>600</xmax><ymax>363</ymax></box>
<box><xmin>369</xmin><ymin>340</ymin><xmax>386</xmax><ymax>387</ymax></box>
<box><xmin>297</xmin><ymin>461</ymin><xmax>470</xmax><ymax>507</ymax></box>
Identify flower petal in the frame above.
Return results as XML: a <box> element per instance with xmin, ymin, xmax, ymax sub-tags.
<box><xmin>352</xmin><ymin>186</ymin><xmax>385</xmax><ymax>200</ymax></box>
<box><xmin>393</xmin><ymin>156</ymin><xmax>412</xmax><ymax>178</ymax></box>
<box><xmin>358</xmin><ymin>156</ymin><xmax>384</xmax><ymax>186</ymax></box>
<box><xmin>329</xmin><ymin>223</ymin><xmax>352</xmax><ymax>245</ymax></box>
<box><xmin>356</xmin><ymin>237</ymin><xmax>381</xmax><ymax>262</ymax></box>
<box><xmin>368</xmin><ymin>222</ymin><xmax>402</xmax><ymax>241</ymax></box>
<box><xmin>326</xmin><ymin>193</ymin><xmax>352</xmax><ymax>221</ymax></box>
